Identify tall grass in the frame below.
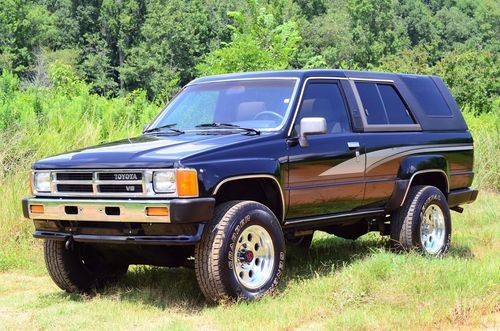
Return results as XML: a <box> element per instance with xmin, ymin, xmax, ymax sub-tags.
<box><xmin>0</xmin><ymin>71</ymin><xmax>158</xmax><ymax>262</ymax></box>
<box><xmin>0</xmin><ymin>70</ymin><xmax>498</xmax><ymax>270</ymax></box>
<box><xmin>462</xmin><ymin>109</ymin><xmax>500</xmax><ymax>190</ymax></box>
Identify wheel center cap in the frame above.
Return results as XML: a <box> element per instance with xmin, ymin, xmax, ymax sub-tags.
<box><xmin>244</xmin><ymin>250</ymin><xmax>254</xmax><ymax>263</ymax></box>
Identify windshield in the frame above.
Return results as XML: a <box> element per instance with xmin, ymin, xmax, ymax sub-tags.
<box><xmin>149</xmin><ymin>79</ymin><xmax>298</xmax><ymax>131</ymax></box>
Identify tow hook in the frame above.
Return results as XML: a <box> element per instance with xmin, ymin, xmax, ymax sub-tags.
<box><xmin>64</xmin><ymin>237</ymin><xmax>74</xmax><ymax>251</ymax></box>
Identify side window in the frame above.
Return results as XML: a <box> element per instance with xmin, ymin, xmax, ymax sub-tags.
<box><xmin>356</xmin><ymin>83</ymin><xmax>387</xmax><ymax>124</ymax></box>
<box><xmin>356</xmin><ymin>82</ymin><xmax>415</xmax><ymax>125</ymax></box>
<box><xmin>378</xmin><ymin>84</ymin><xmax>414</xmax><ymax>124</ymax></box>
<box><xmin>295</xmin><ymin>82</ymin><xmax>350</xmax><ymax>134</ymax></box>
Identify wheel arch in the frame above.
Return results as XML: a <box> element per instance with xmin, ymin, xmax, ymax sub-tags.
<box><xmin>401</xmin><ymin>169</ymin><xmax>449</xmax><ymax>205</ymax></box>
<box><xmin>212</xmin><ymin>175</ymin><xmax>285</xmax><ymax>223</ymax></box>
<box><xmin>386</xmin><ymin>155</ymin><xmax>450</xmax><ymax>210</ymax></box>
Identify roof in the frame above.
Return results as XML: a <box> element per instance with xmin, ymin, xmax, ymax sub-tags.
<box><xmin>187</xmin><ymin>69</ymin><xmax>426</xmax><ymax>85</ymax></box>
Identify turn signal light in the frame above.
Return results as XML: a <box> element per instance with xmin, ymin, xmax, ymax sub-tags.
<box><xmin>146</xmin><ymin>207</ymin><xmax>169</xmax><ymax>217</ymax></box>
<box><xmin>30</xmin><ymin>205</ymin><xmax>44</xmax><ymax>214</ymax></box>
<box><xmin>176</xmin><ymin>169</ymin><xmax>199</xmax><ymax>197</ymax></box>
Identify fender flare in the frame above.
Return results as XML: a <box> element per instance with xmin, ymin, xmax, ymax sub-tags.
<box><xmin>212</xmin><ymin>174</ymin><xmax>286</xmax><ymax>222</ymax></box>
<box><xmin>386</xmin><ymin>155</ymin><xmax>449</xmax><ymax>210</ymax></box>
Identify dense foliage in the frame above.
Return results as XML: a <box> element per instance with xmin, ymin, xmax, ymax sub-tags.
<box><xmin>0</xmin><ymin>0</ymin><xmax>498</xmax><ymax>112</ymax></box>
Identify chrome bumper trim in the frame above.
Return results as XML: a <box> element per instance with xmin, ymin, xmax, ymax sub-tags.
<box><xmin>24</xmin><ymin>198</ymin><xmax>170</xmax><ymax>223</ymax></box>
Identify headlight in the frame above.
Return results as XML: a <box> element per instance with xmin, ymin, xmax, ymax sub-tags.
<box><xmin>153</xmin><ymin>171</ymin><xmax>177</xmax><ymax>193</ymax></box>
<box><xmin>33</xmin><ymin>172</ymin><xmax>51</xmax><ymax>192</ymax></box>
<box><xmin>153</xmin><ymin>169</ymin><xmax>199</xmax><ymax>196</ymax></box>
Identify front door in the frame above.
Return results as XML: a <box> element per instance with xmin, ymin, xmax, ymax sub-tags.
<box><xmin>286</xmin><ymin>79</ymin><xmax>366</xmax><ymax>219</ymax></box>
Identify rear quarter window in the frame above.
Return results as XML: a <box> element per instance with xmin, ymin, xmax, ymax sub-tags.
<box><xmin>401</xmin><ymin>76</ymin><xmax>452</xmax><ymax>116</ymax></box>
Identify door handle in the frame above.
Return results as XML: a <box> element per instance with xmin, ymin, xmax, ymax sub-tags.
<box><xmin>348</xmin><ymin>142</ymin><xmax>361</xmax><ymax>160</ymax></box>
<box><xmin>347</xmin><ymin>142</ymin><xmax>360</xmax><ymax>150</ymax></box>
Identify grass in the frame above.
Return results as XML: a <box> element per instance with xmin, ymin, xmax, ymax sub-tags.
<box><xmin>0</xmin><ymin>192</ymin><xmax>498</xmax><ymax>330</ymax></box>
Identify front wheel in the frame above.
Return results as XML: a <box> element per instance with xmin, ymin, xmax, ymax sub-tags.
<box><xmin>390</xmin><ymin>185</ymin><xmax>451</xmax><ymax>255</ymax></box>
<box><xmin>195</xmin><ymin>201</ymin><xmax>285</xmax><ymax>303</ymax></box>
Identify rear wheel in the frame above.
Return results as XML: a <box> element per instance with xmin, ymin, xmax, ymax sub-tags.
<box><xmin>195</xmin><ymin>201</ymin><xmax>285</xmax><ymax>302</ymax></box>
<box><xmin>390</xmin><ymin>185</ymin><xmax>451</xmax><ymax>255</ymax></box>
<box><xmin>44</xmin><ymin>240</ymin><xmax>128</xmax><ymax>293</ymax></box>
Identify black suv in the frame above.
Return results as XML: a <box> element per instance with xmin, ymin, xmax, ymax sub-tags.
<box><xmin>23</xmin><ymin>69</ymin><xmax>478</xmax><ymax>302</ymax></box>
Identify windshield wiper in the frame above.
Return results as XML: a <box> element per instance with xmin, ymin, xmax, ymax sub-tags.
<box><xmin>143</xmin><ymin>123</ymin><xmax>184</xmax><ymax>134</ymax></box>
<box><xmin>195</xmin><ymin>123</ymin><xmax>260</xmax><ymax>135</ymax></box>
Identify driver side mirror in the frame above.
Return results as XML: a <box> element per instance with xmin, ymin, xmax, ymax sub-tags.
<box><xmin>299</xmin><ymin>117</ymin><xmax>327</xmax><ymax>147</ymax></box>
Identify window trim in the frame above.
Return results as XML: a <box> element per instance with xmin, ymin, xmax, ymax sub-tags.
<box><xmin>287</xmin><ymin>77</ymin><xmax>353</xmax><ymax>137</ymax></box>
<box><xmin>149</xmin><ymin>77</ymin><xmax>301</xmax><ymax>133</ymax></box>
<box><xmin>350</xmin><ymin>79</ymin><xmax>422</xmax><ymax>132</ymax></box>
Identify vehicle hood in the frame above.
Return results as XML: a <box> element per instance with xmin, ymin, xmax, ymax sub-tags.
<box><xmin>33</xmin><ymin>133</ymin><xmax>266</xmax><ymax>169</ymax></box>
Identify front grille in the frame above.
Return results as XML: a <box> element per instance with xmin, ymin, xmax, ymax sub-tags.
<box><xmin>50</xmin><ymin>170</ymin><xmax>150</xmax><ymax>197</ymax></box>
<box><xmin>56</xmin><ymin>173</ymin><xmax>93</xmax><ymax>181</ymax></box>
<box><xmin>57</xmin><ymin>184</ymin><xmax>93</xmax><ymax>193</ymax></box>
<box><xmin>98</xmin><ymin>184</ymin><xmax>143</xmax><ymax>193</ymax></box>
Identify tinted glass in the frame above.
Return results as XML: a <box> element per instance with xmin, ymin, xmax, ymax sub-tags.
<box><xmin>153</xmin><ymin>79</ymin><xmax>297</xmax><ymax>130</ymax></box>
<box><xmin>378</xmin><ymin>84</ymin><xmax>415</xmax><ymax>124</ymax></box>
<box><xmin>401</xmin><ymin>76</ymin><xmax>452</xmax><ymax>116</ymax></box>
<box><xmin>356</xmin><ymin>82</ymin><xmax>388</xmax><ymax>124</ymax></box>
<box><xmin>295</xmin><ymin>82</ymin><xmax>350</xmax><ymax>133</ymax></box>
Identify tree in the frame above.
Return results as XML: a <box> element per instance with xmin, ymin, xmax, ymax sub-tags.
<box><xmin>294</xmin><ymin>0</ymin><xmax>326</xmax><ymax>19</ymax></box>
<box><xmin>121</xmin><ymin>0</ymin><xmax>236</xmax><ymax>99</ymax></box>
<box><xmin>196</xmin><ymin>1</ymin><xmax>302</xmax><ymax>75</ymax></box>
<box><xmin>397</xmin><ymin>0</ymin><xmax>439</xmax><ymax>48</ymax></box>
<box><xmin>0</xmin><ymin>0</ymin><xmax>57</xmax><ymax>74</ymax></box>
<box><xmin>434</xmin><ymin>6</ymin><xmax>478</xmax><ymax>53</ymax></box>
<box><xmin>99</xmin><ymin>0</ymin><xmax>145</xmax><ymax>91</ymax></box>
<box><xmin>347</xmin><ymin>0</ymin><xmax>409</xmax><ymax>68</ymax></box>
<box><xmin>434</xmin><ymin>50</ymin><xmax>499</xmax><ymax>114</ymax></box>
<box><xmin>297</xmin><ymin>0</ymin><xmax>354</xmax><ymax>69</ymax></box>
<box><xmin>377</xmin><ymin>46</ymin><xmax>433</xmax><ymax>74</ymax></box>
<box><xmin>80</xmin><ymin>33</ymin><xmax>118</xmax><ymax>95</ymax></box>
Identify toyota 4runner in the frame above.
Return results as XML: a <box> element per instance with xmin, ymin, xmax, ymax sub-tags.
<box><xmin>22</xmin><ymin>70</ymin><xmax>478</xmax><ymax>302</ymax></box>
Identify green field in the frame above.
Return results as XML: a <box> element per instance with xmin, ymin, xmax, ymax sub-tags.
<box><xmin>0</xmin><ymin>192</ymin><xmax>498</xmax><ymax>330</ymax></box>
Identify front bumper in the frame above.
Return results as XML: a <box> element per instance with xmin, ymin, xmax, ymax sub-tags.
<box><xmin>32</xmin><ymin>225</ymin><xmax>205</xmax><ymax>245</ymax></box>
<box><xmin>22</xmin><ymin>197</ymin><xmax>215</xmax><ymax>223</ymax></box>
<box><xmin>22</xmin><ymin>197</ymin><xmax>214</xmax><ymax>245</ymax></box>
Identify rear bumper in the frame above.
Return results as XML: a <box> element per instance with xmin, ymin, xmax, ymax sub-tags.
<box><xmin>447</xmin><ymin>188</ymin><xmax>478</xmax><ymax>207</ymax></box>
<box><xmin>22</xmin><ymin>197</ymin><xmax>215</xmax><ymax>223</ymax></box>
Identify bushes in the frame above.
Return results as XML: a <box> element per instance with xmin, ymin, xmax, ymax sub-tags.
<box><xmin>434</xmin><ymin>51</ymin><xmax>499</xmax><ymax>114</ymax></box>
<box><xmin>0</xmin><ymin>70</ymin><xmax>157</xmax><ymax>179</ymax></box>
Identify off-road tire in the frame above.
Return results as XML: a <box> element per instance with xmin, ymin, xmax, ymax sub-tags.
<box><xmin>44</xmin><ymin>240</ymin><xmax>128</xmax><ymax>293</ymax></box>
<box><xmin>194</xmin><ymin>201</ymin><xmax>286</xmax><ymax>303</ymax></box>
<box><xmin>390</xmin><ymin>185</ymin><xmax>451</xmax><ymax>255</ymax></box>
